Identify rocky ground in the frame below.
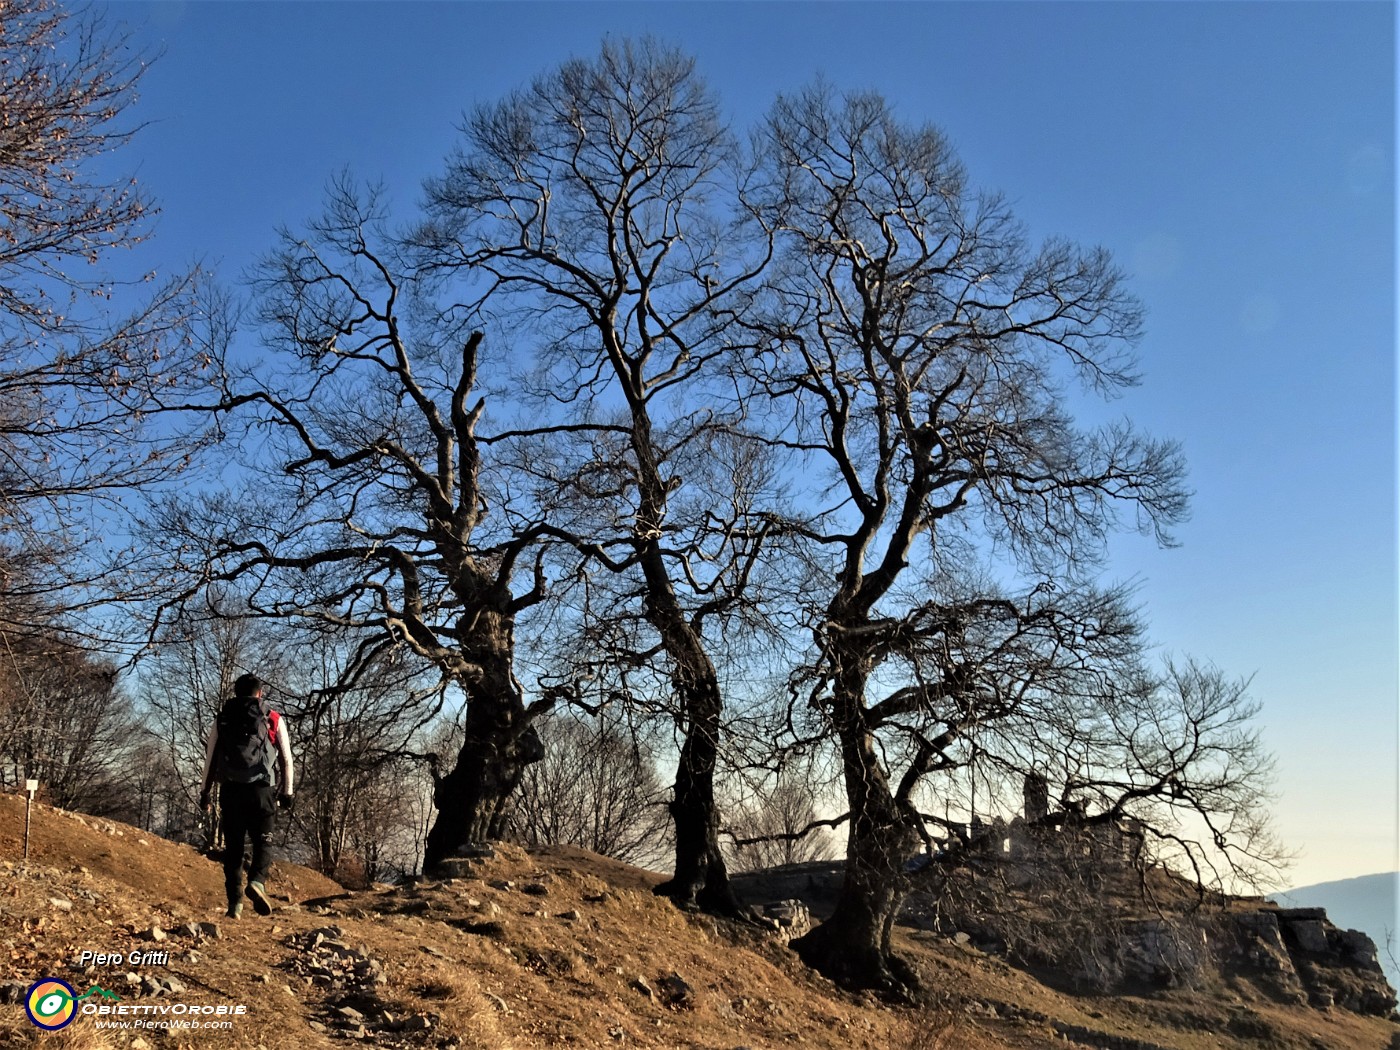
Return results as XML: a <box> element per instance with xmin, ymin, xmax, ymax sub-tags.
<box><xmin>1</xmin><ymin>794</ymin><xmax>1397</xmax><ymax>1050</ymax></box>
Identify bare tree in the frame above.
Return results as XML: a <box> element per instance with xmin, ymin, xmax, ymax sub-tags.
<box><xmin>724</xmin><ymin>771</ymin><xmax>840</xmax><ymax>873</ymax></box>
<box><xmin>154</xmin><ymin>181</ymin><xmax>554</xmax><ymax>869</ymax></box>
<box><xmin>0</xmin><ymin>0</ymin><xmax>212</xmax><ymax>629</ymax></box>
<box><xmin>0</xmin><ymin>616</ymin><xmax>137</xmax><ymax>814</ymax></box>
<box><xmin>507</xmin><ymin>708</ymin><xmax>672</xmax><ymax>868</ymax></box>
<box><xmin>417</xmin><ymin>38</ymin><xmax>774</xmax><ymax>915</ymax></box>
<box><xmin>131</xmin><ymin>49</ymin><xmax>1281</xmax><ymax>992</ymax></box>
<box><xmin>904</xmin><ymin>660</ymin><xmax>1280</xmax><ymax>993</ymax></box>
<box><xmin>123</xmin><ymin>738</ymin><xmax>190</xmax><ymax>839</ymax></box>
<box><xmin>1037</xmin><ymin>658</ymin><xmax>1285</xmax><ymax>893</ymax></box>
<box><xmin>734</xmin><ymin>84</ymin><xmax>1229</xmax><ymax>991</ymax></box>
<box><xmin>285</xmin><ymin>629</ymin><xmax>442</xmax><ymax>883</ymax></box>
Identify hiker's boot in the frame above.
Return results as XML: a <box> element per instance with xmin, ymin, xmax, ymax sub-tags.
<box><xmin>225</xmin><ymin>879</ymin><xmax>243</xmax><ymax>920</ymax></box>
<box><xmin>245</xmin><ymin>880</ymin><xmax>272</xmax><ymax>916</ymax></box>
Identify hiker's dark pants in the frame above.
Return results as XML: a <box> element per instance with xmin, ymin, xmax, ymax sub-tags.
<box><xmin>220</xmin><ymin>783</ymin><xmax>277</xmax><ymax>897</ymax></box>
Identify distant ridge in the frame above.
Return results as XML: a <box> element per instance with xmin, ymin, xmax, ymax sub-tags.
<box><xmin>1272</xmin><ymin>871</ymin><xmax>1399</xmax><ymax>989</ymax></box>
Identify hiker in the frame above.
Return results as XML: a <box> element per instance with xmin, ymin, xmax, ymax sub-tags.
<box><xmin>199</xmin><ymin>673</ymin><xmax>295</xmax><ymax>919</ymax></box>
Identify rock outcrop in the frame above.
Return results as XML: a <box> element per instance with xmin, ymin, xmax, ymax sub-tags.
<box><xmin>1231</xmin><ymin>906</ymin><xmax>1396</xmax><ymax>1016</ymax></box>
<box><xmin>732</xmin><ymin>862</ymin><xmax>1398</xmax><ymax>1019</ymax></box>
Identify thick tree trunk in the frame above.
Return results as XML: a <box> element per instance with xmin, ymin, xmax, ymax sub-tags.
<box><xmin>790</xmin><ymin>813</ymin><xmax>920</xmax><ymax>992</ymax></box>
<box><xmin>422</xmin><ymin>605</ymin><xmax>543</xmax><ymax>871</ymax></box>
<box><xmin>422</xmin><ymin>710</ymin><xmax>541</xmax><ymax>870</ymax></box>
<box><xmin>792</xmin><ymin>660</ymin><xmax>921</xmax><ymax>993</ymax></box>
<box><xmin>652</xmin><ymin>671</ymin><xmax>743</xmax><ymax>915</ymax></box>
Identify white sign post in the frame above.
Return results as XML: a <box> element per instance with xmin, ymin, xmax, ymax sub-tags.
<box><xmin>23</xmin><ymin>779</ymin><xmax>37</xmax><ymax>860</ymax></box>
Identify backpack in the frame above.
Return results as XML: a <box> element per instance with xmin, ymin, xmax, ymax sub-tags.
<box><xmin>214</xmin><ymin>695</ymin><xmax>277</xmax><ymax>786</ymax></box>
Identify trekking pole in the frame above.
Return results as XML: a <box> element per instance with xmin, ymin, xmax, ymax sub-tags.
<box><xmin>23</xmin><ymin>779</ymin><xmax>37</xmax><ymax>860</ymax></box>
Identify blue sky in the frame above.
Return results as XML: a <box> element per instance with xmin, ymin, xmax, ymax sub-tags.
<box><xmin>106</xmin><ymin>1</ymin><xmax>1395</xmax><ymax>891</ymax></box>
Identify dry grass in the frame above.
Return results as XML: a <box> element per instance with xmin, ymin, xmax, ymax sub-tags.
<box><xmin>0</xmin><ymin>792</ymin><xmax>1395</xmax><ymax>1050</ymax></box>
<box><xmin>890</xmin><ymin>1005</ymin><xmax>969</xmax><ymax>1050</ymax></box>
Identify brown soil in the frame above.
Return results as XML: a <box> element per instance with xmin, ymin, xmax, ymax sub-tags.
<box><xmin>0</xmin><ymin>792</ymin><xmax>1394</xmax><ymax>1050</ymax></box>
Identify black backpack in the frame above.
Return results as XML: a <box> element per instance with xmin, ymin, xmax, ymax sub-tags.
<box><xmin>214</xmin><ymin>695</ymin><xmax>276</xmax><ymax>786</ymax></box>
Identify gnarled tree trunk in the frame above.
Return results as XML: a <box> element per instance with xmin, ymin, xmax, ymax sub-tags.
<box><xmin>791</xmin><ymin>660</ymin><xmax>922</xmax><ymax>992</ymax></box>
<box><xmin>423</xmin><ymin>601</ymin><xmax>544</xmax><ymax>870</ymax></box>
<box><xmin>424</xmin><ymin>710</ymin><xmax>541</xmax><ymax>868</ymax></box>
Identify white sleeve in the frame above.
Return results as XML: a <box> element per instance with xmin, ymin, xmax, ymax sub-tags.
<box><xmin>275</xmin><ymin>717</ymin><xmax>294</xmax><ymax>795</ymax></box>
